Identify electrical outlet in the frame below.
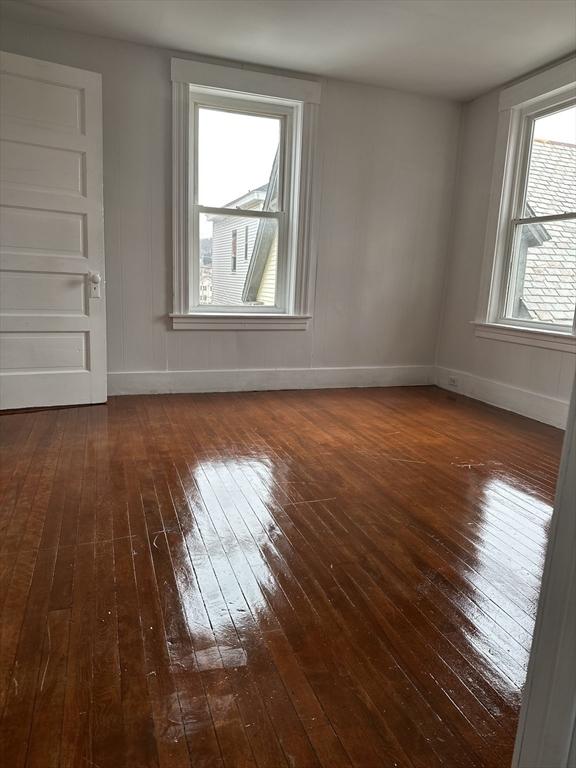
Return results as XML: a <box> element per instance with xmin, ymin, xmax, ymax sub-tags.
<box><xmin>448</xmin><ymin>375</ymin><xmax>459</xmax><ymax>388</ymax></box>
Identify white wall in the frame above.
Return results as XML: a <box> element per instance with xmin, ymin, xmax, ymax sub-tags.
<box><xmin>0</xmin><ymin>18</ymin><xmax>460</xmax><ymax>391</ymax></box>
<box><xmin>435</xmin><ymin>90</ymin><xmax>575</xmax><ymax>428</ymax></box>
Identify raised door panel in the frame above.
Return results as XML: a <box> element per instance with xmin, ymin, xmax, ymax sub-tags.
<box><xmin>0</xmin><ymin>206</ymin><xmax>86</xmax><ymax>261</ymax></box>
<box><xmin>0</xmin><ymin>71</ymin><xmax>84</xmax><ymax>136</ymax></box>
<box><xmin>0</xmin><ymin>139</ymin><xmax>85</xmax><ymax>197</ymax></box>
<box><xmin>0</xmin><ymin>331</ymin><xmax>87</xmax><ymax>372</ymax></box>
<box><xmin>0</xmin><ymin>271</ymin><xmax>87</xmax><ymax>315</ymax></box>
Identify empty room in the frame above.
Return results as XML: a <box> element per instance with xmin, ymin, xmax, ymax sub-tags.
<box><xmin>0</xmin><ymin>1</ymin><xmax>575</xmax><ymax>767</ymax></box>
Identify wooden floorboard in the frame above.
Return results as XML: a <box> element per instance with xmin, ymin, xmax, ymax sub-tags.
<box><xmin>0</xmin><ymin>386</ymin><xmax>563</xmax><ymax>767</ymax></box>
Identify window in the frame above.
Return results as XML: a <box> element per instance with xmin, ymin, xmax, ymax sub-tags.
<box><xmin>171</xmin><ymin>59</ymin><xmax>321</xmax><ymax>330</ymax></box>
<box><xmin>231</xmin><ymin>229</ymin><xmax>237</xmax><ymax>273</ymax></box>
<box><xmin>478</xmin><ymin>61</ymin><xmax>576</xmax><ymax>346</ymax></box>
<box><xmin>196</xmin><ymin>102</ymin><xmax>283</xmax><ymax>307</ymax></box>
<box><xmin>503</xmin><ymin>103</ymin><xmax>576</xmax><ymax>331</ymax></box>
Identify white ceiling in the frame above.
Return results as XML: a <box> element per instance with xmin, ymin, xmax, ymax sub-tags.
<box><xmin>2</xmin><ymin>0</ymin><xmax>575</xmax><ymax>100</ymax></box>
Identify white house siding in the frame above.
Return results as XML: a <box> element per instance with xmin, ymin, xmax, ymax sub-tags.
<box><xmin>256</xmin><ymin>235</ymin><xmax>278</xmax><ymax>305</ymax></box>
<box><xmin>210</xmin><ymin>215</ymin><xmax>259</xmax><ymax>305</ymax></box>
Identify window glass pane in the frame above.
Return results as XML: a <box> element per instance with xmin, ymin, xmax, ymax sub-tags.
<box><xmin>524</xmin><ymin>105</ymin><xmax>576</xmax><ymax>217</ymax></box>
<box><xmin>198</xmin><ymin>107</ymin><xmax>280</xmax><ymax>211</ymax></box>
<box><xmin>199</xmin><ymin>212</ymin><xmax>278</xmax><ymax>307</ymax></box>
<box><xmin>506</xmin><ymin>219</ymin><xmax>576</xmax><ymax>327</ymax></box>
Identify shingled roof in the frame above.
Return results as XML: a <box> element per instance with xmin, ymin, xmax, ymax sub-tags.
<box><xmin>520</xmin><ymin>139</ymin><xmax>576</xmax><ymax>326</ymax></box>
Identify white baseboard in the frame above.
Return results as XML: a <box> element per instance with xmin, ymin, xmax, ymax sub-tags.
<box><xmin>107</xmin><ymin>364</ymin><xmax>569</xmax><ymax>429</ymax></box>
<box><xmin>108</xmin><ymin>364</ymin><xmax>435</xmax><ymax>396</ymax></box>
<box><xmin>435</xmin><ymin>366</ymin><xmax>569</xmax><ymax>429</ymax></box>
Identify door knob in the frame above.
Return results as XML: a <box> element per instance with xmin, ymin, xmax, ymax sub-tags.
<box><xmin>88</xmin><ymin>271</ymin><xmax>102</xmax><ymax>298</ymax></box>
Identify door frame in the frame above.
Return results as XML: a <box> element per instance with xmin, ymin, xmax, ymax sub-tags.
<box><xmin>512</xmin><ymin>372</ymin><xmax>576</xmax><ymax>767</ymax></box>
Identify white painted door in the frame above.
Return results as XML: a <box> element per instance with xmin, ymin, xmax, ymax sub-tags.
<box><xmin>0</xmin><ymin>51</ymin><xmax>106</xmax><ymax>410</ymax></box>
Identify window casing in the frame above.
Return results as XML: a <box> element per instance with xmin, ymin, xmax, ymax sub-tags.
<box><xmin>478</xmin><ymin>60</ymin><xmax>576</xmax><ymax>347</ymax></box>
<box><xmin>170</xmin><ymin>59</ymin><xmax>321</xmax><ymax>330</ymax></box>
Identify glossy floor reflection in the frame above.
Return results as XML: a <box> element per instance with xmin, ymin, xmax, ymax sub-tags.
<box><xmin>0</xmin><ymin>387</ymin><xmax>562</xmax><ymax>767</ymax></box>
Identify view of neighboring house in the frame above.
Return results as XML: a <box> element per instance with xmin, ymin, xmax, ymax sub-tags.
<box><xmin>517</xmin><ymin>139</ymin><xmax>576</xmax><ymax>325</ymax></box>
<box><xmin>200</xmin><ymin>153</ymin><xmax>279</xmax><ymax>307</ymax></box>
<box><xmin>204</xmin><ymin>186</ymin><xmax>268</xmax><ymax>306</ymax></box>
<box><xmin>199</xmin><ymin>237</ymin><xmax>213</xmax><ymax>303</ymax></box>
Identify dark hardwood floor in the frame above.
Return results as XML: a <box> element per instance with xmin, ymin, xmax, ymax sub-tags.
<box><xmin>0</xmin><ymin>386</ymin><xmax>563</xmax><ymax>768</ymax></box>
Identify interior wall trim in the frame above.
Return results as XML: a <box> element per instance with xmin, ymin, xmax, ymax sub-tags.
<box><xmin>108</xmin><ymin>364</ymin><xmax>569</xmax><ymax>429</ymax></box>
<box><xmin>108</xmin><ymin>364</ymin><xmax>434</xmax><ymax>396</ymax></box>
<box><xmin>435</xmin><ymin>365</ymin><xmax>569</xmax><ymax>429</ymax></box>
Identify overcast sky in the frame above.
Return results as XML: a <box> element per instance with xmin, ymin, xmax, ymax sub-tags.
<box><xmin>534</xmin><ymin>104</ymin><xmax>575</xmax><ymax>144</ymax></box>
<box><xmin>198</xmin><ymin>107</ymin><xmax>279</xmax><ymax>237</ymax></box>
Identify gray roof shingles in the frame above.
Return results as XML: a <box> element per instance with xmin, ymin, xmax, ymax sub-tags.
<box><xmin>521</xmin><ymin>139</ymin><xmax>576</xmax><ymax>325</ymax></box>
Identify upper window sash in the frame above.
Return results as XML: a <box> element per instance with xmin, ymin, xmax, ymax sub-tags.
<box><xmin>190</xmin><ymin>92</ymin><xmax>294</xmax><ymax>214</ymax></box>
<box><xmin>510</xmin><ymin>97</ymin><xmax>576</xmax><ymax>224</ymax></box>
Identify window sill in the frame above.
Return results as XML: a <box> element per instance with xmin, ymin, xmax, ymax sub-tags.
<box><xmin>473</xmin><ymin>322</ymin><xmax>576</xmax><ymax>354</ymax></box>
<box><xmin>170</xmin><ymin>313</ymin><xmax>311</xmax><ymax>331</ymax></box>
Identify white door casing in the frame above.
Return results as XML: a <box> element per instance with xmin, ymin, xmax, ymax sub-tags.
<box><xmin>0</xmin><ymin>51</ymin><xmax>106</xmax><ymax>410</ymax></box>
<box><xmin>512</xmin><ymin>371</ymin><xmax>576</xmax><ymax>768</ymax></box>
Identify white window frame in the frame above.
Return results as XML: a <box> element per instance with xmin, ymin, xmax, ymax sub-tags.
<box><xmin>189</xmin><ymin>92</ymin><xmax>294</xmax><ymax>314</ymax></box>
<box><xmin>475</xmin><ymin>57</ymin><xmax>576</xmax><ymax>353</ymax></box>
<box><xmin>170</xmin><ymin>59</ymin><xmax>321</xmax><ymax>331</ymax></box>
